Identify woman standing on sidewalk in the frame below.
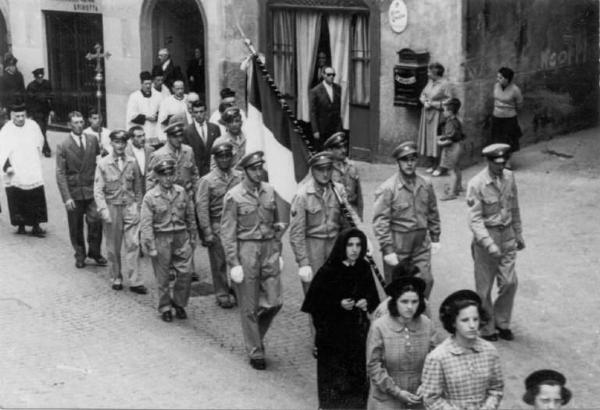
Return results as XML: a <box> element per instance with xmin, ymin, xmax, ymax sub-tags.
<box><xmin>420</xmin><ymin>290</ymin><xmax>504</xmax><ymax>410</ymax></box>
<box><xmin>490</xmin><ymin>66</ymin><xmax>523</xmax><ymax>169</ymax></box>
<box><xmin>301</xmin><ymin>227</ymin><xmax>380</xmax><ymax>409</ymax></box>
<box><xmin>417</xmin><ymin>62</ymin><xmax>453</xmax><ymax>176</ymax></box>
<box><xmin>366</xmin><ymin>276</ymin><xmax>434</xmax><ymax>409</ymax></box>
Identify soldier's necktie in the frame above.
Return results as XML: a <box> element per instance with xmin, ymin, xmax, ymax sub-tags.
<box><xmin>117</xmin><ymin>156</ymin><xmax>124</xmax><ymax>171</ymax></box>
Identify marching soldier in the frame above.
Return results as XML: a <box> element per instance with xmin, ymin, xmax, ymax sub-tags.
<box><xmin>372</xmin><ymin>141</ymin><xmax>441</xmax><ymax>297</ymax></box>
<box><xmin>94</xmin><ymin>130</ymin><xmax>146</xmax><ymax>293</ymax></box>
<box><xmin>147</xmin><ymin>121</ymin><xmax>201</xmax><ymax>281</ymax></box>
<box><xmin>467</xmin><ymin>143</ymin><xmax>524</xmax><ymax>342</ymax></box>
<box><xmin>220</xmin><ymin>151</ymin><xmax>286</xmax><ymax>370</ymax></box>
<box><xmin>323</xmin><ymin>131</ymin><xmax>364</xmax><ymax>219</ymax></box>
<box><xmin>140</xmin><ymin>159</ymin><xmax>197</xmax><ymax>322</ymax></box>
<box><xmin>210</xmin><ymin>107</ymin><xmax>246</xmax><ymax>170</ymax></box>
<box><xmin>195</xmin><ymin>141</ymin><xmax>242</xmax><ymax>308</ymax></box>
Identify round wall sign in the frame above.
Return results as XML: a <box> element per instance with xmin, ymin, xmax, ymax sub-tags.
<box><xmin>389</xmin><ymin>0</ymin><xmax>408</xmax><ymax>33</ymax></box>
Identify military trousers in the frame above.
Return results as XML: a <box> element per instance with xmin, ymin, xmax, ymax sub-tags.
<box><xmin>301</xmin><ymin>236</ymin><xmax>337</xmax><ymax>294</ymax></box>
<box><xmin>235</xmin><ymin>239</ymin><xmax>282</xmax><ymax>360</ymax></box>
<box><xmin>104</xmin><ymin>203</ymin><xmax>143</xmax><ymax>286</ymax></box>
<box><xmin>472</xmin><ymin>225</ymin><xmax>518</xmax><ymax>336</ymax></box>
<box><xmin>151</xmin><ymin>230</ymin><xmax>193</xmax><ymax>313</ymax></box>
<box><xmin>383</xmin><ymin>229</ymin><xmax>433</xmax><ymax>298</ymax></box>
<box><xmin>207</xmin><ymin>224</ymin><xmax>231</xmax><ymax>301</ymax></box>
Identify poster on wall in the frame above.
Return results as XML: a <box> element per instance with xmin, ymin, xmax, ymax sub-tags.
<box><xmin>389</xmin><ymin>0</ymin><xmax>408</xmax><ymax>33</ymax></box>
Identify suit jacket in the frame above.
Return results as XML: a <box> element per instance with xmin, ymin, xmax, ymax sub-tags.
<box><xmin>56</xmin><ymin>133</ymin><xmax>101</xmax><ymax>202</ymax></box>
<box><xmin>309</xmin><ymin>82</ymin><xmax>342</xmax><ymax>139</ymax></box>
<box><xmin>125</xmin><ymin>143</ymin><xmax>154</xmax><ymax>194</ymax></box>
<box><xmin>154</xmin><ymin>60</ymin><xmax>184</xmax><ymax>91</ymax></box>
<box><xmin>182</xmin><ymin>121</ymin><xmax>221</xmax><ymax>177</ymax></box>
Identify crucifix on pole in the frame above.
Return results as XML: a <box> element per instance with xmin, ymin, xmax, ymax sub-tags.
<box><xmin>85</xmin><ymin>43</ymin><xmax>111</xmax><ymax>124</ymax></box>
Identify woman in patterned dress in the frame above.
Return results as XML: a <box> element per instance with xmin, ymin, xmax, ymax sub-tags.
<box><xmin>417</xmin><ymin>62</ymin><xmax>453</xmax><ymax>176</ymax></box>
<box><xmin>421</xmin><ymin>290</ymin><xmax>504</xmax><ymax>410</ymax></box>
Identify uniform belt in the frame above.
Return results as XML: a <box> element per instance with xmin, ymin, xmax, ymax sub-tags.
<box><xmin>486</xmin><ymin>224</ymin><xmax>511</xmax><ymax>231</ymax></box>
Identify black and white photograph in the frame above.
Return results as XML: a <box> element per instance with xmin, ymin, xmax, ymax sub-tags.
<box><xmin>0</xmin><ymin>0</ymin><xmax>597</xmax><ymax>408</ymax></box>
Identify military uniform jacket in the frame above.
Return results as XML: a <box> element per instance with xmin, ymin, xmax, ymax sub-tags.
<box><xmin>140</xmin><ymin>184</ymin><xmax>197</xmax><ymax>252</ymax></box>
<box><xmin>220</xmin><ymin>181</ymin><xmax>282</xmax><ymax>267</ymax></box>
<box><xmin>466</xmin><ymin>167</ymin><xmax>523</xmax><ymax>248</ymax></box>
<box><xmin>289</xmin><ymin>178</ymin><xmax>350</xmax><ymax>267</ymax></box>
<box><xmin>146</xmin><ymin>143</ymin><xmax>200</xmax><ymax>195</ymax></box>
<box><xmin>94</xmin><ymin>154</ymin><xmax>143</xmax><ymax>213</ymax></box>
<box><xmin>372</xmin><ymin>173</ymin><xmax>440</xmax><ymax>255</ymax></box>
<box><xmin>195</xmin><ymin>167</ymin><xmax>242</xmax><ymax>241</ymax></box>
<box><xmin>332</xmin><ymin>158</ymin><xmax>363</xmax><ymax>219</ymax></box>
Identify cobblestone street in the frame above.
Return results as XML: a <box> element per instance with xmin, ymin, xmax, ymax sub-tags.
<box><xmin>1</xmin><ymin>128</ymin><xmax>599</xmax><ymax>408</ymax></box>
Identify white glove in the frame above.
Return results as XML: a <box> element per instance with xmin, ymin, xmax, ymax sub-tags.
<box><xmin>366</xmin><ymin>238</ymin><xmax>374</xmax><ymax>257</ymax></box>
<box><xmin>279</xmin><ymin>257</ymin><xmax>284</xmax><ymax>271</ymax></box>
<box><xmin>383</xmin><ymin>253</ymin><xmax>400</xmax><ymax>266</ymax></box>
<box><xmin>298</xmin><ymin>265</ymin><xmax>313</xmax><ymax>283</ymax></box>
<box><xmin>230</xmin><ymin>265</ymin><xmax>244</xmax><ymax>284</ymax></box>
<box><xmin>431</xmin><ymin>242</ymin><xmax>441</xmax><ymax>254</ymax></box>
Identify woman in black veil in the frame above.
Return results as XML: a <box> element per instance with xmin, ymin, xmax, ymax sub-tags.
<box><xmin>301</xmin><ymin>227</ymin><xmax>380</xmax><ymax>409</ymax></box>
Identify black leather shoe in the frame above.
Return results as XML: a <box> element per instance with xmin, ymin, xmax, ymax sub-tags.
<box><xmin>112</xmin><ymin>283</ymin><xmax>123</xmax><ymax>291</ymax></box>
<box><xmin>161</xmin><ymin>311</ymin><xmax>173</xmax><ymax>322</ymax></box>
<box><xmin>89</xmin><ymin>255</ymin><xmax>108</xmax><ymax>266</ymax></box>
<box><xmin>481</xmin><ymin>334</ymin><xmax>498</xmax><ymax>342</ymax></box>
<box><xmin>75</xmin><ymin>259</ymin><xmax>86</xmax><ymax>269</ymax></box>
<box><xmin>191</xmin><ymin>273</ymin><xmax>200</xmax><ymax>282</ymax></box>
<box><xmin>496</xmin><ymin>327</ymin><xmax>514</xmax><ymax>341</ymax></box>
<box><xmin>249</xmin><ymin>358</ymin><xmax>266</xmax><ymax>370</ymax></box>
<box><xmin>129</xmin><ymin>285</ymin><xmax>148</xmax><ymax>295</ymax></box>
<box><xmin>16</xmin><ymin>226</ymin><xmax>27</xmax><ymax>235</ymax></box>
<box><xmin>217</xmin><ymin>296</ymin><xmax>234</xmax><ymax>309</ymax></box>
<box><xmin>174</xmin><ymin>306</ymin><xmax>187</xmax><ymax>319</ymax></box>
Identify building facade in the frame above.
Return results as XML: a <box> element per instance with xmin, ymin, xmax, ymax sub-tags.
<box><xmin>0</xmin><ymin>0</ymin><xmax>597</xmax><ymax>163</ymax></box>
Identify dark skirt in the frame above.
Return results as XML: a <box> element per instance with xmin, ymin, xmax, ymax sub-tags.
<box><xmin>5</xmin><ymin>186</ymin><xmax>48</xmax><ymax>226</ymax></box>
<box><xmin>490</xmin><ymin>116</ymin><xmax>522</xmax><ymax>152</ymax></box>
<box><xmin>317</xmin><ymin>341</ymin><xmax>369</xmax><ymax>409</ymax></box>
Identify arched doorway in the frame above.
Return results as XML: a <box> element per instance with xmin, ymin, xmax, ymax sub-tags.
<box><xmin>140</xmin><ymin>0</ymin><xmax>207</xmax><ymax>100</ymax></box>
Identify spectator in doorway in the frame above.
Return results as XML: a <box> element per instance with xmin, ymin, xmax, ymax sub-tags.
<box><xmin>312</xmin><ymin>51</ymin><xmax>329</xmax><ymax>87</ymax></box>
<box><xmin>490</xmin><ymin>66</ymin><xmax>523</xmax><ymax>169</ymax></box>
<box><xmin>417</xmin><ymin>62</ymin><xmax>453</xmax><ymax>176</ymax></box>
<box><xmin>187</xmin><ymin>47</ymin><xmax>205</xmax><ymax>96</ymax></box>
<box><xmin>154</xmin><ymin>48</ymin><xmax>184</xmax><ymax>91</ymax></box>
<box><xmin>309</xmin><ymin>66</ymin><xmax>342</xmax><ymax>151</ymax></box>
<box><xmin>151</xmin><ymin>66</ymin><xmax>171</xmax><ymax>100</ymax></box>
<box><xmin>26</xmin><ymin>67</ymin><xmax>54</xmax><ymax>157</ymax></box>
<box><xmin>0</xmin><ymin>54</ymin><xmax>25</xmax><ymax>113</ymax></box>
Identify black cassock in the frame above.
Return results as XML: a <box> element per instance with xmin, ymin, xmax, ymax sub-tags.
<box><xmin>302</xmin><ymin>228</ymin><xmax>380</xmax><ymax>410</ymax></box>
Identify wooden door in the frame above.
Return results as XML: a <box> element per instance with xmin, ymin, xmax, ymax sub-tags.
<box><xmin>44</xmin><ymin>11</ymin><xmax>104</xmax><ymax>124</ymax></box>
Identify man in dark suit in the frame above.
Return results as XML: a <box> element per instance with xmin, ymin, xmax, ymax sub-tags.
<box><xmin>309</xmin><ymin>66</ymin><xmax>342</xmax><ymax>150</ymax></box>
<box><xmin>56</xmin><ymin>111</ymin><xmax>106</xmax><ymax>268</ymax></box>
<box><xmin>182</xmin><ymin>100</ymin><xmax>220</xmax><ymax>177</ymax></box>
<box><xmin>125</xmin><ymin>125</ymin><xmax>154</xmax><ymax>195</ymax></box>
<box><xmin>153</xmin><ymin>48</ymin><xmax>184</xmax><ymax>92</ymax></box>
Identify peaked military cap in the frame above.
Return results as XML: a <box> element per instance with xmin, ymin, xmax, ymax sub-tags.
<box><xmin>439</xmin><ymin>289</ymin><xmax>481</xmax><ymax>315</ymax></box>
<box><xmin>211</xmin><ymin>141</ymin><xmax>234</xmax><ymax>155</ymax></box>
<box><xmin>32</xmin><ymin>68</ymin><xmax>44</xmax><ymax>77</ymax></box>
<box><xmin>221</xmin><ymin>107</ymin><xmax>241</xmax><ymax>124</ymax></box>
<box><xmin>237</xmin><ymin>151</ymin><xmax>265</xmax><ymax>169</ymax></box>
<box><xmin>139</xmin><ymin>70</ymin><xmax>152</xmax><ymax>82</ymax></box>
<box><xmin>109</xmin><ymin>129</ymin><xmax>129</xmax><ymax>142</ymax></box>
<box><xmin>482</xmin><ymin>143</ymin><xmax>511</xmax><ymax>163</ymax></box>
<box><xmin>308</xmin><ymin>151</ymin><xmax>334</xmax><ymax>168</ymax></box>
<box><xmin>392</xmin><ymin>141</ymin><xmax>418</xmax><ymax>159</ymax></box>
<box><xmin>323</xmin><ymin>132</ymin><xmax>347</xmax><ymax>149</ymax></box>
<box><xmin>523</xmin><ymin>369</ymin><xmax>571</xmax><ymax>405</ymax></box>
<box><xmin>153</xmin><ymin>159</ymin><xmax>176</xmax><ymax>175</ymax></box>
<box><xmin>164</xmin><ymin>122</ymin><xmax>184</xmax><ymax>136</ymax></box>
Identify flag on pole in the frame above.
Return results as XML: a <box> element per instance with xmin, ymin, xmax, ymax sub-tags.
<box><xmin>244</xmin><ymin>57</ymin><xmax>310</xmax><ymax>220</ymax></box>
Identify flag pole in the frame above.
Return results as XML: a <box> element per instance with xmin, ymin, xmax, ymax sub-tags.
<box><xmin>240</xmin><ymin>37</ymin><xmax>387</xmax><ymax>288</ymax></box>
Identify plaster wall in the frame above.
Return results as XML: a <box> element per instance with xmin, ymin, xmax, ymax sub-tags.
<box><xmin>377</xmin><ymin>0</ymin><xmax>464</xmax><ymax>159</ymax></box>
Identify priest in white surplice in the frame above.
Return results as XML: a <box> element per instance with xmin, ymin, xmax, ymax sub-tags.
<box><xmin>0</xmin><ymin>103</ymin><xmax>48</xmax><ymax>237</ymax></box>
<box><xmin>126</xmin><ymin>71</ymin><xmax>162</xmax><ymax>145</ymax></box>
<box><xmin>157</xmin><ymin>80</ymin><xmax>188</xmax><ymax>142</ymax></box>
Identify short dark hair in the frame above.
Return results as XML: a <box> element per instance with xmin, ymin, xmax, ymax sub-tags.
<box><xmin>428</xmin><ymin>62</ymin><xmax>445</xmax><ymax>77</ymax></box>
<box><xmin>191</xmin><ymin>100</ymin><xmax>207</xmax><ymax>109</ymax></box>
<box><xmin>443</xmin><ymin>98</ymin><xmax>462</xmax><ymax>114</ymax></box>
<box><xmin>498</xmin><ymin>66</ymin><xmax>515</xmax><ymax>82</ymax></box>
<box><xmin>68</xmin><ymin>111</ymin><xmax>84</xmax><ymax>122</ymax></box>
<box><xmin>440</xmin><ymin>298</ymin><xmax>489</xmax><ymax>334</ymax></box>
<box><xmin>128</xmin><ymin>125</ymin><xmax>144</xmax><ymax>137</ymax></box>
<box><xmin>523</xmin><ymin>381</ymin><xmax>572</xmax><ymax>406</ymax></box>
<box><xmin>387</xmin><ymin>283</ymin><xmax>426</xmax><ymax>318</ymax></box>
<box><xmin>218</xmin><ymin>101</ymin><xmax>234</xmax><ymax>114</ymax></box>
<box><xmin>88</xmin><ymin>107</ymin><xmax>101</xmax><ymax>118</ymax></box>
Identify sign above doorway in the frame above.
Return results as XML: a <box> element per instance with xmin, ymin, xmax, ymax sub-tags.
<box><xmin>41</xmin><ymin>0</ymin><xmax>102</xmax><ymax>14</ymax></box>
